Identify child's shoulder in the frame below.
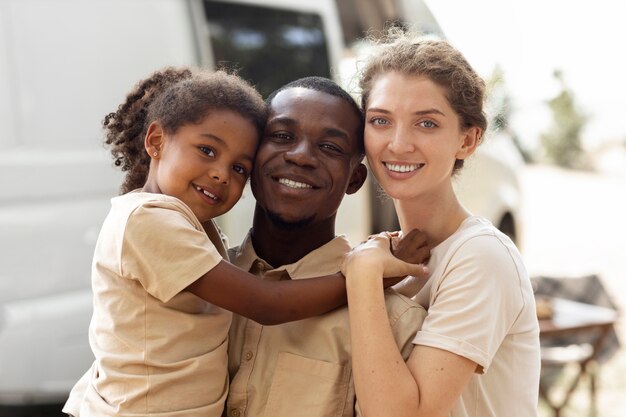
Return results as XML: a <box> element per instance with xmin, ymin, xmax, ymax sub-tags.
<box><xmin>112</xmin><ymin>191</ymin><xmax>199</xmax><ymax>227</ymax></box>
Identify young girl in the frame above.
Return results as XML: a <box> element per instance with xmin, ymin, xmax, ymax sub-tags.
<box><xmin>63</xmin><ymin>67</ymin><xmax>424</xmax><ymax>417</ymax></box>
<box><xmin>342</xmin><ymin>34</ymin><xmax>540</xmax><ymax>417</ymax></box>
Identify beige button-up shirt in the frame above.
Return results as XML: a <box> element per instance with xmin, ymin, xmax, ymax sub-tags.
<box><xmin>226</xmin><ymin>234</ymin><xmax>426</xmax><ymax>417</ymax></box>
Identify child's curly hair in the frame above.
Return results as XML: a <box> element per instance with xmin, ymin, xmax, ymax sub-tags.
<box><xmin>103</xmin><ymin>67</ymin><xmax>267</xmax><ymax>193</ymax></box>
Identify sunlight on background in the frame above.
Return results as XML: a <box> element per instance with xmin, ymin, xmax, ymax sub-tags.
<box><xmin>428</xmin><ymin>0</ymin><xmax>626</xmax><ymax>155</ymax></box>
<box><xmin>426</xmin><ymin>1</ymin><xmax>626</xmax><ymax>415</ymax></box>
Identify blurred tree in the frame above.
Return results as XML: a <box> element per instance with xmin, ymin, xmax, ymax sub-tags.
<box><xmin>541</xmin><ymin>70</ymin><xmax>588</xmax><ymax>169</ymax></box>
<box><xmin>486</xmin><ymin>65</ymin><xmax>533</xmax><ymax>162</ymax></box>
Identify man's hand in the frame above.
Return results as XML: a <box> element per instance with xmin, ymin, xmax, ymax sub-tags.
<box><xmin>391</xmin><ymin>229</ymin><xmax>430</xmax><ymax>265</ymax></box>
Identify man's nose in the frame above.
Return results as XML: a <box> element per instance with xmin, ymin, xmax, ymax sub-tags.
<box><xmin>284</xmin><ymin>139</ymin><xmax>319</xmax><ymax>168</ymax></box>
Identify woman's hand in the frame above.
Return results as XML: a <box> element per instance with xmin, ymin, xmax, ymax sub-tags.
<box><xmin>342</xmin><ymin>233</ymin><xmax>429</xmax><ymax>280</ymax></box>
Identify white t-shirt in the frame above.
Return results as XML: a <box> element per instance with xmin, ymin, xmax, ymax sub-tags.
<box><xmin>63</xmin><ymin>192</ymin><xmax>229</xmax><ymax>417</ymax></box>
<box><xmin>413</xmin><ymin>216</ymin><xmax>540</xmax><ymax>417</ymax></box>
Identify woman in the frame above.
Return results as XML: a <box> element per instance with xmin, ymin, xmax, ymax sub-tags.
<box><xmin>343</xmin><ymin>33</ymin><xmax>540</xmax><ymax>417</ymax></box>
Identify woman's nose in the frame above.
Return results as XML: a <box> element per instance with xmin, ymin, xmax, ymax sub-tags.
<box><xmin>387</xmin><ymin>126</ymin><xmax>415</xmax><ymax>154</ymax></box>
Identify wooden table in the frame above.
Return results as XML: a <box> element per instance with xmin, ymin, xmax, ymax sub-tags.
<box><xmin>538</xmin><ymin>297</ymin><xmax>619</xmax><ymax>417</ymax></box>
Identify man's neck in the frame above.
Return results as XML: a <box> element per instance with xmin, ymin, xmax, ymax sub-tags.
<box><xmin>250</xmin><ymin>206</ymin><xmax>336</xmax><ymax>268</ymax></box>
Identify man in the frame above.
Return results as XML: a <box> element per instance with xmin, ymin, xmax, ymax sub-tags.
<box><xmin>225</xmin><ymin>77</ymin><xmax>427</xmax><ymax>417</ymax></box>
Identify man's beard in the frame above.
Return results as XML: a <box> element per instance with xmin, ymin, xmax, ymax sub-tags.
<box><xmin>266</xmin><ymin>210</ymin><xmax>315</xmax><ymax>230</ymax></box>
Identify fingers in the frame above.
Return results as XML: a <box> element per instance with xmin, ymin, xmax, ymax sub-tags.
<box><xmin>400</xmin><ymin>228</ymin><xmax>428</xmax><ymax>249</ymax></box>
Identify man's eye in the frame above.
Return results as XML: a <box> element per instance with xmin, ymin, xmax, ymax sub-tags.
<box><xmin>269</xmin><ymin>132</ymin><xmax>293</xmax><ymax>141</ymax></box>
<box><xmin>321</xmin><ymin>143</ymin><xmax>342</xmax><ymax>153</ymax></box>
<box><xmin>199</xmin><ymin>146</ymin><xmax>215</xmax><ymax>157</ymax></box>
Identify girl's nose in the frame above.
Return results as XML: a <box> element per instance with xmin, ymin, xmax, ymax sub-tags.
<box><xmin>209</xmin><ymin>166</ymin><xmax>229</xmax><ymax>185</ymax></box>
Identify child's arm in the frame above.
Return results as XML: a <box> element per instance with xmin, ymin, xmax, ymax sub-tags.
<box><xmin>187</xmin><ymin>261</ymin><xmax>345</xmax><ymax>325</ymax></box>
<box><xmin>186</xmin><ymin>244</ymin><xmax>428</xmax><ymax>326</ymax></box>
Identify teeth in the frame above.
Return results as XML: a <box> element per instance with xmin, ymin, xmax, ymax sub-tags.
<box><xmin>278</xmin><ymin>178</ymin><xmax>312</xmax><ymax>189</ymax></box>
<box><xmin>196</xmin><ymin>186</ymin><xmax>217</xmax><ymax>200</ymax></box>
<box><xmin>385</xmin><ymin>163</ymin><xmax>423</xmax><ymax>173</ymax></box>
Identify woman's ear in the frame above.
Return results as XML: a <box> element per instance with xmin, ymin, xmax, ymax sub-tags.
<box><xmin>455</xmin><ymin>126</ymin><xmax>481</xmax><ymax>160</ymax></box>
<box><xmin>145</xmin><ymin>122</ymin><xmax>165</xmax><ymax>159</ymax></box>
<box><xmin>346</xmin><ymin>162</ymin><xmax>368</xmax><ymax>195</ymax></box>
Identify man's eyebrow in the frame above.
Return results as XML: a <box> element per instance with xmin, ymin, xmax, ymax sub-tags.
<box><xmin>266</xmin><ymin>116</ymin><xmax>297</xmax><ymax>126</ymax></box>
<box><xmin>323</xmin><ymin>127</ymin><xmax>349</xmax><ymax>141</ymax></box>
<box><xmin>367</xmin><ymin>107</ymin><xmax>446</xmax><ymax>117</ymax></box>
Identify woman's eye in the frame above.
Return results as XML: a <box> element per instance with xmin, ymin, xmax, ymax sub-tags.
<box><xmin>370</xmin><ymin>117</ymin><xmax>389</xmax><ymax>126</ymax></box>
<box><xmin>419</xmin><ymin>120</ymin><xmax>438</xmax><ymax>129</ymax></box>
<box><xmin>199</xmin><ymin>146</ymin><xmax>215</xmax><ymax>157</ymax></box>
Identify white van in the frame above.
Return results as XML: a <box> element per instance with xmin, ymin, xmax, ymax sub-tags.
<box><xmin>0</xmin><ymin>0</ymin><xmax>523</xmax><ymax>405</ymax></box>
<box><xmin>0</xmin><ymin>0</ymin><xmax>347</xmax><ymax>404</ymax></box>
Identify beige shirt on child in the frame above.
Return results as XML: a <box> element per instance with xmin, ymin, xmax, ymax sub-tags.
<box><xmin>226</xmin><ymin>234</ymin><xmax>426</xmax><ymax>417</ymax></box>
<box><xmin>63</xmin><ymin>192</ymin><xmax>230</xmax><ymax>417</ymax></box>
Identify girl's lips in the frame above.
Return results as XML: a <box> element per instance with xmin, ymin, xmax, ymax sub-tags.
<box><xmin>194</xmin><ymin>185</ymin><xmax>221</xmax><ymax>204</ymax></box>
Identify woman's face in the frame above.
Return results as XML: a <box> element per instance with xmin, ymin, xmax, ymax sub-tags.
<box><xmin>364</xmin><ymin>71</ymin><xmax>477</xmax><ymax>201</ymax></box>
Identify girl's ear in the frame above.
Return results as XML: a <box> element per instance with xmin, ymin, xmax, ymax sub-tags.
<box><xmin>455</xmin><ymin>126</ymin><xmax>481</xmax><ymax>161</ymax></box>
<box><xmin>145</xmin><ymin>122</ymin><xmax>165</xmax><ymax>159</ymax></box>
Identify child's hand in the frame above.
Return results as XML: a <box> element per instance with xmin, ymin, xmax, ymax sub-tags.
<box><xmin>391</xmin><ymin>229</ymin><xmax>430</xmax><ymax>265</ymax></box>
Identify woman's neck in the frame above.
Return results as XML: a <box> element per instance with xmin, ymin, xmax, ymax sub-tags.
<box><xmin>394</xmin><ymin>186</ymin><xmax>470</xmax><ymax>248</ymax></box>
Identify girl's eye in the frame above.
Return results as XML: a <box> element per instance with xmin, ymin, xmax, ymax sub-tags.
<box><xmin>232</xmin><ymin>165</ymin><xmax>248</xmax><ymax>176</ymax></box>
<box><xmin>370</xmin><ymin>117</ymin><xmax>389</xmax><ymax>126</ymax></box>
<box><xmin>199</xmin><ymin>146</ymin><xmax>215</xmax><ymax>157</ymax></box>
<box><xmin>419</xmin><ymin>120</ymin><xmax>438</xmax><ymax>129</ymax></box>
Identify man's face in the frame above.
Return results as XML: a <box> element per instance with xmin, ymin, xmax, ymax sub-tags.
<box><xmin>251</xmin><ymin>87</ymin><xmax>364</xmax><ymax>227</ymax></box>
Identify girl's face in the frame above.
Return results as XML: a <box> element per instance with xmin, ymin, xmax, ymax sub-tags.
<box><xmin>143</xmin><ymin>109</ymin><xmax>258</xmax><ymax>223</ymax></box>
<box><xmin>364</xmin><ymin>71</ymin><xmax>478</xmax><ymax>202</ymax></box>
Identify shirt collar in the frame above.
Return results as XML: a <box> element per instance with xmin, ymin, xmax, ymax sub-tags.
<box><xmin>229</xmin><ymin>232</ymin><xmax>352</xmax><ymax>280</ymax></box>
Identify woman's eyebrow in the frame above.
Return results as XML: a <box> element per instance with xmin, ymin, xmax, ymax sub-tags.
<box><xmin>367</xmin><ymin>107</ymin><xmax>446</xmax><ymax>117</ymax></box>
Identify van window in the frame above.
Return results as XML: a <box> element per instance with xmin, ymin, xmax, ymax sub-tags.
<box><xmin>203</xmin><ymin>1</ymin><xmax>331</xmax><ymax>97</ymax></box>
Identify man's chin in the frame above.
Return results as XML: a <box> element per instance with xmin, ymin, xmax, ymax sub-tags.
<box><xmin>267</xmin><ymin>210</ymin><xmax>314</xmax><ymax>230</ymax></box>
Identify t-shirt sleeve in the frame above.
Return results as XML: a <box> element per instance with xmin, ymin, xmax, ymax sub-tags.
<box><xmin>120</xmin><ymin>201</ymin><xmax>223</xmax><ymax>303</ymax></box>
<box><xmin>413</xmin><ymin>234</ymin><xmax>525</xmax><ymax>372</ymax></box>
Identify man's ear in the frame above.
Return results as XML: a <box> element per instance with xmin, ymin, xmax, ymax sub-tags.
<box><xmin>145</xmin><ymin>121</ymin><xmax>165</xmax><ymax>159</ymax></box>
<box><xmin>455</xmin><ymin>126</ymin><xmax>481</xmax><ymax>161</ymax></box>
<box><xmin>346</xmin><ymin>162</ymin><xmax>368</xmax><ymax>195</ymax></box>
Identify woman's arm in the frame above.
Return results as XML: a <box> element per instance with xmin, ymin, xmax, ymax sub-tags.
<box><xmin>344</xmin><ymin>235</ymin><xmax>475</xmax><ymax>417</ymax></box>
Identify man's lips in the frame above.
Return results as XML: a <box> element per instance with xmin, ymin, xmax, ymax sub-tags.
<box><xmin>269</xmin><ymin>172</ymin><xmax>319</xmax><ymax>190</ymax></box>
<box><xmin>277</xmin><ymin>177</ymin><xmax>313</xmax><ymax>189</ymax></box>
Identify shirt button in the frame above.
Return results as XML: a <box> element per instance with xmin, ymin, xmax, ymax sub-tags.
<box><xmin>255</xmin><ymin>261</ymin><xmax>265</xmax><ymax>270</ymax></box>
<box><xmin>230</xmin><ymin>409</ymin><xmax>241</xmax><ymax>417</ymax></box>
<box><xmin>245</xmin><ymin>351</ymin><xmax>253</xmax><ymax>361</ymax></box>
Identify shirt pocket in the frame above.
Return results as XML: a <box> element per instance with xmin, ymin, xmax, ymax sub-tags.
<box><xmin>264</xmin><ymin>351</ymin><xmax>351</xmax><ymax>417</ymax></box>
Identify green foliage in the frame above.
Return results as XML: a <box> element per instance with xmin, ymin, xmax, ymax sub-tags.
<box><xmin>541</xmin><ymin>70</ymin><xmax>588</xmax><ymax>169</ymax></box>
<box><xmin>486</xmin><ymin>65</ymin><xmax>533</xmax><ymax>162</ymax></box>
